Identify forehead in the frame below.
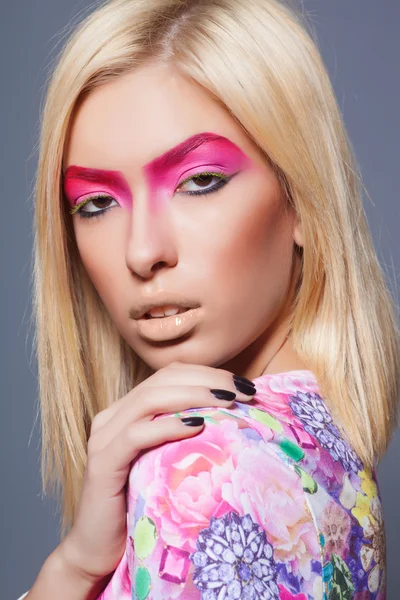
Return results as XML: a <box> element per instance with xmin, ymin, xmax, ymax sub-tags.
<box><xmin>63</xmin><ymin>62</ymin><xmax>265</xmax><ymax>175</ymax></box>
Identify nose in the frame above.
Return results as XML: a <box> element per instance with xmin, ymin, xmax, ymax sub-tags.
<box><xmin>125</xmin><ymin>187</ymin><xmax>178</xmax><ymax>279</ymax></box>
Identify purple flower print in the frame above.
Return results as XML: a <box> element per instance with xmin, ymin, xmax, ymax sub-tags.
<box><xmin>288</xmin><ymin>391</ymin><xmax>363</xmax><ymax>474</ymax></box>
<box><xmin>190</xmin><ymin>511</ymin><xmax>279</xmax><ymax>600</ymax></box>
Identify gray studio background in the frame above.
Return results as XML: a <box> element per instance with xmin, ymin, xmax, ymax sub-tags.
<box><xmin>1</xmin><ymin>1</ymin><xmax>399</xmax><ymax>598</ymax></box>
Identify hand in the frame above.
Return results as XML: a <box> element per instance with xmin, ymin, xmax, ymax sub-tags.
<box><xmin>58</xmin><ymin>362</ymin><xmax>256</xmax><ymax>583</ymax></box>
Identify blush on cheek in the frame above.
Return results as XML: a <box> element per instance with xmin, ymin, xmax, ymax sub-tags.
<box><xmin>77</xmin><ymin>238</ymin><xmax>127</xmax><ymax>314</ymax></box>
<box><xmin>221</xmin><ymin>176</ymin><xmax>290</xmax><ymax>279</ymax></box>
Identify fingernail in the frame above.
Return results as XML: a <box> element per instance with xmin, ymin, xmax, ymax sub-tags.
<box><xmin>181</xmin><ymin>416</ymin><xmax>205</xmax><ymax>426</ymax></box>
<box><xmin>210</xmin><ymin>389</ymin><xmax>237</xmax><ymax>401</ymax></box>
<box><xmin>232</xmin><ymin>375</ymin><xmax>256</xmax><ymax>395</ymax></box>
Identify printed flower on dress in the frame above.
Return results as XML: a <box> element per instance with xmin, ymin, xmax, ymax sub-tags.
<box><xmin>222</xmin><ymin>442</ymin><xmax>320</xmax><ymax>580</ymax></box>
<box><xmin>190</xmin><ymin>511</ymin><xmax>279</xmax><ymax>600</ymax></box>
<box><xmin>320</xmin><ymin>501</ymin><xmax>352</xmax><ymax>560</ymax></box>
<box><xmin>340</xmin><ymin>470</ymin><xmax>386</xmax><ymax>596</ymax></box>
<box><xmin>359</xmin><ymin>496</ymin><xmax>386</xmax><ymax>593</ymax></box>
<box><xmin>288</xmin><ymin>391</ymin><xmax>363</xmax><ymax>473</ymax></box>
<box><xmin>278</xmin><ymin>587</ymin><xmax>308</xmax><ymax>600</ymax></box>
<box><xmin>128</xmin><ymin>418</ymin><xmax>253</xmax><ymax>550</ymax></box>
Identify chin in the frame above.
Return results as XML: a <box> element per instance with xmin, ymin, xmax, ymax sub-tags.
<box><xmin>133</xmin><ymin>333</ymin><xmax>229</xmax><ymax>371</ymax></box>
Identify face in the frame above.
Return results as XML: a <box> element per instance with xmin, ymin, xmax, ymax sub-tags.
<box><xmin>63</xmin><ymin>62</ymin><xmax>303</xmax><ymax>374</ymax></box>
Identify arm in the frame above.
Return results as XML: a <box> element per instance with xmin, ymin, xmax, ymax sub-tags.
<box><xmin>22</xmin><ymin>545</ymin><xmax>111</xmax><ymax>600</ymax></box>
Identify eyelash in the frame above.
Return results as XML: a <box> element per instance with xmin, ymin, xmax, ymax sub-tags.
<box><xmin>70</xmin><ymin>171</ymin><xmax>233</xmax><ymax>220</ymax></box>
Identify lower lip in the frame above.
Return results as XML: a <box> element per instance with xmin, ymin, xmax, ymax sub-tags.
<box><xmin>135</xmin><ymin>308</ymin><xmax>200</xmax><ymax>342</ymax></box>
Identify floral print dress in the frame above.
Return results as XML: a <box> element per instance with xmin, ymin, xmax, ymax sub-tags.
<box><xmin>98</xmin><ymin>369</ymin><xmax>386</xmax><ymax>600</ymax></box>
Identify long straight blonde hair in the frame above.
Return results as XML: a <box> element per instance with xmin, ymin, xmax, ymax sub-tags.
<box><xmin>32</xmin><ymin>0</ymin><xmax>400</xmax><ymax>537</ymax></box>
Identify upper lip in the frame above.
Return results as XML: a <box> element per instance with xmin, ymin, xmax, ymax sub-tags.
<box><xmin>130</xmin><ymin>297</ymin><xmax>199</xmax><ymax>320</ymax></box>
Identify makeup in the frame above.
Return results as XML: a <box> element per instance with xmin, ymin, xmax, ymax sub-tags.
<box><xmin>63</xmin><ymin>166</ymin><xmax>132</xmax><ymax>211</ymax></box>
<box><xmin>135</xmin><ymin>307</ymin><xmax>201</xmax><ymax>342</ymax></box>
<box><xmin>144</xmin><ymin>132</ymin><xmax>253</xmax><ymax>212</ymax></box>
<box><xmin>63</xmin><ymin>132</ymin><xmax>253</xmax><ymax>218</ymax></box>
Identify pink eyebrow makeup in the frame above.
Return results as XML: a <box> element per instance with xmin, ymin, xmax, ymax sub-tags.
<box><xmin>63</xmin><ymin>132</ymin><xmax>253</xmax><ymax>213</ymax></box>
<box><xmin>63</xmin><ymin>167</ymin><xmax>132</xmax><ymax>209</ymax></box>
<box><xmin>143</xmin><ymin>132</ymin><xmax>253</xmax><ymax>210</ymax></box>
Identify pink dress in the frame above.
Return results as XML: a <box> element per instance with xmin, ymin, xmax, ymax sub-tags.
<box><xmin>93</xmin><ymin>370</ymin><xmax>386</xmax><ymax>599</ymax></box>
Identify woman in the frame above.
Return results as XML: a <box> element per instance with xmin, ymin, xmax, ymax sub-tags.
<box><xmin>20</xmin><ymin>0</ymin><xmax>399</xmax><ymax>598</ymax></box>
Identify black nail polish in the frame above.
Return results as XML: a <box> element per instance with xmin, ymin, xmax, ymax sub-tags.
<box><xmin>233</xmin><ymin>375</ymin><xmax>256</xmax><ymax>395</ymax></box>
<box><xmin>181</xmin><ymin>416</ymin><xmax>205</xmax><ymax>426</ymax></box>
<box><xmin>233</xmin><ymin>375</ymin><xmax>256</xmax><ymax>387</ymax></box>
<box><xmin>210</xmin><ymin>389</ymin><xmax>237</xmax><ymax>401</ymax></box>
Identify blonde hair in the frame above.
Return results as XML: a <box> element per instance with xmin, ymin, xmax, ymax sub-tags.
<box><xmin>33</xmin><ymin>0</ymin><xmax>400</xmax><ymax>537</ymax></box>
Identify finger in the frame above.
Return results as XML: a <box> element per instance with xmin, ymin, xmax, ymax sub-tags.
<box><xmin>88</xmin><ymin>416</ymin><xmax>205</xmax><ymax>489</ymax></box>
<box><xmin>143</xmin><ymin>364</ymin><xmax>256</xmax><ymax>402</ymax></box>
<box><xmin>90</xmin><ymin>385</ymin><xmax>237</xmax><ymax>451</ymax></box>
<box><xmin>90</xmin><ymin>378</ymin><xmax>147</xmax><ymax>433</ymax></box>
<box><xmin>91</xmin><ymin>364</ymin><xmax>256</xmax><ymax>435</ymax></box>
<box><xmin>89</xmin><ymin>364</ymin><xmax>199</xmax><ymax>431</ymax></box>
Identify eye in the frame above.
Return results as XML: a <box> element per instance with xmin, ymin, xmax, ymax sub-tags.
<box><xmin>70</xmin><ymin>171</ymin><xmax>234</xmax><ymax>220</ymax></box>
<box><xmin>175</xmin><ymin>171</ymin><xmax>232</xmax><ymax>196</ymax></box>
<box><xmin>70</xmin><ymin>195</ymin><xmax>118</xmax><ymax>219</ymax></box>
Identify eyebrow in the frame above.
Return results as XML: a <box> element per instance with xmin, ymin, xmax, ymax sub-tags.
<box><xmin>145</xmin><ymin>131</ymin><xmax>229</xmax><ymax>170</ymax></box>
<box><xmin>63</xmin><ymin>131</ymin><xmax>231</xmax><ymax>182</ymax></box>
<box><xmin>63</xmin><ymin>167</ymin><xmax>128</xmax><ymax>187</ymax></box>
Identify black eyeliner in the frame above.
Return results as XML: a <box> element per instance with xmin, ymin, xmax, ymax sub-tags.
<box><xmin>75</xmin><ymin>172</ymin><xmax>237</xmax><ymax>219</ymax></box>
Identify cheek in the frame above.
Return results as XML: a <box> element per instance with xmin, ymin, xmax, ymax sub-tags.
<box><xmin>73</xmin><ymin>220</ymin><xmax>127</xmax><ymax>312</ymax></box>
<box><xmin>213</xmin><ymin>200</ymin><xmax>296</xmax><ymax>361</ymax></box>
<box><xmin>203</xmin><ymin>184</ymin><xmax>294</xmax><ymax>295</ymax></box>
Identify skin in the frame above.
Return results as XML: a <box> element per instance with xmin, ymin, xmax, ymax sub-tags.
<box><xmin>63</xmin><ymin>61</ymin><xmax>307</xmax><ymax>378</ymax></box>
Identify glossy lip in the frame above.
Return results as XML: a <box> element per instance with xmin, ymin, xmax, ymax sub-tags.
<box><xmin>129</xmin><ymin>296</ymin><xmax>200</xmax><ymax>320</ymax></box>
<box><xmin>135</xmin><ymin>307</ymin><xmax>200</xmax><ymax>342</ymax></box>
<box><xmin>143</xmin><ymin>306</ymin><xmax>189</xmax><ymax>318</ymax></box>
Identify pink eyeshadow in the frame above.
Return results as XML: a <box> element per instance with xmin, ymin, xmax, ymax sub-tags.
<box><xmin>63</xmin><ymin>133</ymin><xmax>254</xmax><ymax>213</ymax></box>
<box><xmin>63</xmin><ymin>166</ymin><xmax>132</xmax><ymax>209</ymax></box>
<box><xmin>144</xmin><ymin>133</ymin><xmax>253</xmax><ymax>212</ymax></box>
